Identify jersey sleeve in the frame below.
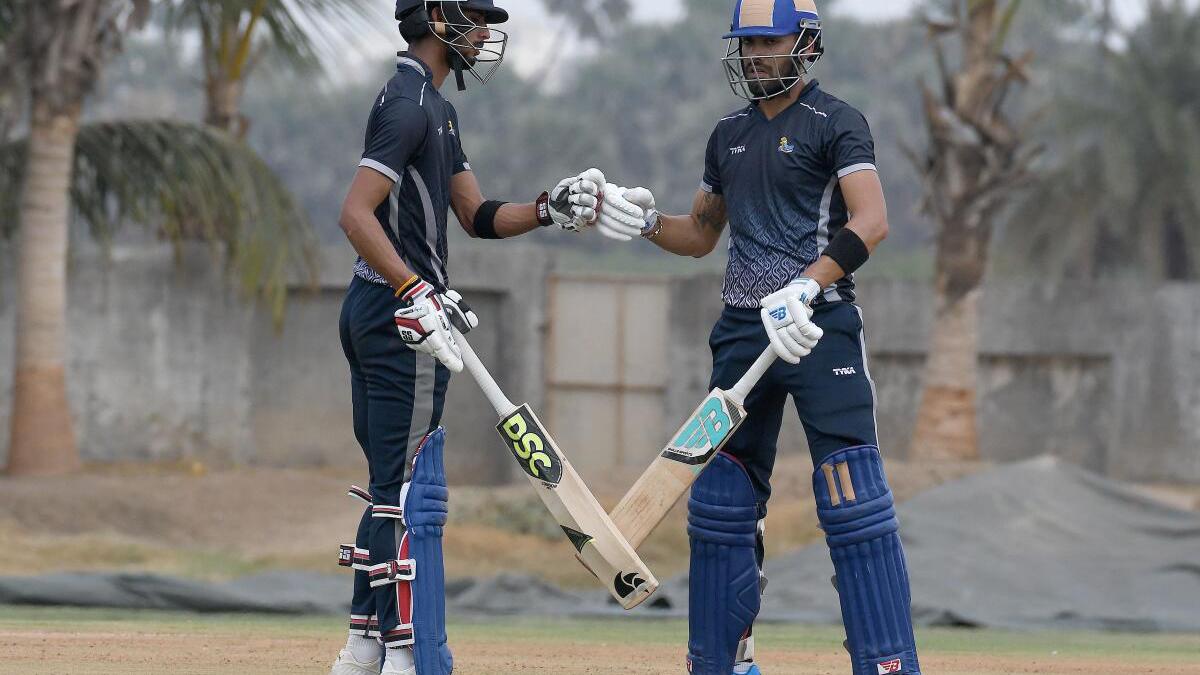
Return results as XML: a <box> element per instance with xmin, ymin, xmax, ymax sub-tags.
<box><xmin>826</xmin><ymin>108</ymin><xmax>877</xmax><ymax>179</ymax></box>
<box><xmin>701</xmin><ymin>126</ymin><xmax>723</xmax><ymax>195</ymax></box>
<box><xmin>359</xmin><ymin>97</ymin><xmax>428</xmax><ymax>183</ymax></box>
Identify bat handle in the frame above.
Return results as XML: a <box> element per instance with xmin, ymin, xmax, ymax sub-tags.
<box><xmin>453</xmin><ymin>328</ymin><xmax>516</xmax><ymax>415</ymax></box>
<box><xmin>727</xmin><ymin>347</ymin><xmax>776</xmax><ymax>406</ymax></box>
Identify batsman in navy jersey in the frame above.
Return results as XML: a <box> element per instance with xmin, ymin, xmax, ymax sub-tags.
<box><xmin>594</xmin><ymin>2</ymin><xmax>921</xmax><ymax>674</ymax></box>
<box><xmin>331</xmin><ymin>2</ymin><xmax>608</xmax><ymax>674</ymax></box>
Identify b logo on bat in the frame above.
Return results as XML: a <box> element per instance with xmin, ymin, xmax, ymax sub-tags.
<box><xmin>498</xmin><ymin>405</ymin><xmax>563</xmax><ymax>486</ymax></box>
<box><xmin>662</xmin><ymin>395</ymin><xmax>739</xmax><ymax>464</ymax></box>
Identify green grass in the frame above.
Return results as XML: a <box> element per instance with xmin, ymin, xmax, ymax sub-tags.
<box><xmin>2</xmin><ymin>606</ymin><xmax>1198</xmax><ymax>662</ymax></box>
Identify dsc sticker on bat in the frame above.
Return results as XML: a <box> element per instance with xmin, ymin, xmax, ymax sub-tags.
<box><xmin>498</xmin><ymin>405</ymin><xmax>563</xmax><ymax>485</ymax></box>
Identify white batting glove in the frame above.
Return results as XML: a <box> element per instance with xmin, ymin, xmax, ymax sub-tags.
<box><xmin>547</xmin><ymin>168</ymin><xmax>605</xmax><ymax>232</ymax></box>
<box><xmin>759</xmin><ymin>277</ymin><xmax>824</xmax><ymax>364</ymax></box>
<box><xmin>596</xmin><ymin>183</ymin><xmax>646</xmax><ymax>241</ymax></box>
<box><xmin>623</xmin><ymin>187</ymin><xmax>660</xmax><ymax>235</ymax></box>
<box><xmin>394</xmin><ymin>278</ymin><xmax>464</xmax><ymax>373</ymax></box>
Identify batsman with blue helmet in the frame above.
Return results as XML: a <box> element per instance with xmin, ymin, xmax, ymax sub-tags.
<box><xmin>330</xmin><ymin>2</ymin><xmax>611</xmax><ymax>674</ymax></box>
<box><xmin>597</xmin><ymin>1</ymin><xmax>922</xmax><ymax>674</ymax></box>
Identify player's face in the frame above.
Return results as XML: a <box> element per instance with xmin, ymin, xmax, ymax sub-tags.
<box><xmin>459</xmin><ymin>9</ymin><xmax>492</xmax><ymax>63</ymax></box>
<box><xmin>739</xmin><ymin>33</ymin><xmax>815</xmax><ymax>99</ymax></box>
<box><xmin>434</xmin><ymin>7</ymin><xmax>492</xmax><ymax>63</ymax></box>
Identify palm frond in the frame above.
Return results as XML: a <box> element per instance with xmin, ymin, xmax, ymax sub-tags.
<box><xmin>164</xmin><ymin>0</ymin><xmax>384</xmax><ymax>77</ymax></box>
<box><xmin>0</xmin><ymin>119</ymin><xmax>319</xmax><ymax>322</ymax></box>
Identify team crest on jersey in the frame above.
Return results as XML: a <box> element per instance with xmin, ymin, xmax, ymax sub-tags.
<box><xmin>447</xmin><ymin>120</ymin><xmax>456</xmax><ymax>136</ymax></box>
<box><xmin>778</xmin><ymin>136</ymin><xmax>795</xmax><ymax>153</ymax></box>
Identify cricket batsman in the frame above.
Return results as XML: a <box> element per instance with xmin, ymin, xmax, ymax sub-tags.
<box><xmin>595</xmin><ymin>1</ymin><xmax>921</xmax><ymax>673</ymax></box>
<box><xmin>330</xmin><ymin>2</ymin><xmax>605</xmax><ymax>673</ymax></box>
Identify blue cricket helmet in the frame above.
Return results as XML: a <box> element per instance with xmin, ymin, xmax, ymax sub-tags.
<box><xmin>722</xmin><ymin>0</ymin><xmax>824</xmax><ymax>101</ymax></box>
<box><xmin>725</xmin><ymin>0</ymin><xmax>821</xmax><ymax>38</ymax></box>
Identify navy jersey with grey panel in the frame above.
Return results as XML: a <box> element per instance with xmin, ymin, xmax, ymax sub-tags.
<box><xmin>354</xmin><ymin>54</ymin><xmax>471</xmax><ymax>290</ymax></box>
<box><xmin>703</xmin><ymin>80</ymin><xmax>876</xmax><ymax>309</ymax></box>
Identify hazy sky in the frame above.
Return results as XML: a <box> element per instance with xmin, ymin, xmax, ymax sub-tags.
<box><xmin>350</xmin><ymin>0</ymin><xmax>1189</xmax><ymax>78</ymax></box>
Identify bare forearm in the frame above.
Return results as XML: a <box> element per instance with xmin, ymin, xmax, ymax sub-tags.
<box><xmin>644</xmin><ymin>214</ymin><xmax>703</xmax><ymax>257</ymax></box>
<box><xmin>649</xmin><ymin>190</ymin><xmax>727</xmax><ymax>258</ymax></box>
<box><xmin>494</xmin><ymin>202</ymin><xmax>542</xmax><ymax>238</ymax></box>
<box><xmin>341</xmin><ymin>211</ymin><xmax>414</xmax><ymax>289</ymax></box>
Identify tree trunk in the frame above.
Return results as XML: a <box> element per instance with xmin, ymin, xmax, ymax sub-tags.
<box><xmin>205</xmin><ymin>76</ymin><xmax>246</xmax><ymax>138</ymax></box>
<box><xmin>911</xmin><ymin>285</ymin><xmax>982</xmax><ymax>461</ymax></box>
<box><xmin>5</xmin><ymin>102</ymin><xmax>81</xmax><ymax>476</ymax></box>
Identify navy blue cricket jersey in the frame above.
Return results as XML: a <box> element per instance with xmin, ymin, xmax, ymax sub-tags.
<box><xmin>702</xmin><ymin>80</ymin><xmax>877</xmax><ymax>309</ymax></box>
<box><xmin>354</xmin><ymin>54</ymin><xmax>471</xmax><ymax>290</ymax></box>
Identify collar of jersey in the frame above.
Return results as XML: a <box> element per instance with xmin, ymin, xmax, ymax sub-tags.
<box><xmin>396</xmin><ymin>52</ymin><xmax>435</xmax><ymax>81</ymax></box>
<box><xmin>751</xmin><ymin>79</ymin><xmax>821</xmax><ymax>121</ymax></box>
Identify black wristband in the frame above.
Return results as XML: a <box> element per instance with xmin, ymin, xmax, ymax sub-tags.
<box><xmin>823</xmin><ymin>228</ymin><xmax>870</xmax><ymax>274</ymax></box>
<box><xmin>535</xmin><ymin>191</ymin><xmax>553</xmax><ymax>226</ymax></box>
<box><xmin>472</xmin><ymin>200</ymin><xmax>507</xmax><ymax>240</ymax></box>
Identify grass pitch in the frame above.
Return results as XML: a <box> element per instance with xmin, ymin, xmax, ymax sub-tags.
<box><xmin>0</xmin><ymin>606</ymin><xmax>1197</xmax><ymax>674</ymax></box>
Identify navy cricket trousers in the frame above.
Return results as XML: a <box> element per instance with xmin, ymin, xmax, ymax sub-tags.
<box><xmin>338</xmin><ymin>276</ymin><xmax>451</xmax><ymax>639</ymax></box>
<box><xmin>708</xmin><ymin>302</ymin><xmax>879</xmax><ymax>518</ymax></box>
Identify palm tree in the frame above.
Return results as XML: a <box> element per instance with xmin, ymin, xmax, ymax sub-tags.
<box><xmin>163</xmin><ymin>0</ymin><xmax>379</xmax><ymax>137</ymax></box>
<box><xmin>1004</xmin><ymin>0</ymin><xmax>1200</xmax><ymax>280</ymax></box>
<box><xmin>1</xmin><ymin>0</ymin><xmax>151</xmax><ymax>475</ymax></box>
<box><xmin>1</xmin><ymin>1</ymin><xmax>317</xmax><ymax>476</ymax></box>
<box><xmin>906</xmin><ymin>0</ymin><xmax>1038</xmax><ymax>461</ymax></box>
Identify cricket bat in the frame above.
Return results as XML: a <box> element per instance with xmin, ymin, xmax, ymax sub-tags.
<box><xmin>453</xmin><ymin>329</ymin><xmax>658</xmax><ymax>610</ymax></box>
<box><xmin>610</xmin><ymin>347</ymin><xmax>776</xmax><ymax>549</ymax></box>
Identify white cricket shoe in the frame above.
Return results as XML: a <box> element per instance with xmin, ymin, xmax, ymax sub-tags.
<box><xmin>330</xmin><ymin>648</ymin><xmax>382</xmax><ymax>675</ymax></box>
<box><xmin>380</xmin><ymin>647</ymin><xmax>415</xmax><ymax>675</ymax></box>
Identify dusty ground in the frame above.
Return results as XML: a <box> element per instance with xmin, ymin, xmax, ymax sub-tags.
<box><xmin>1</xmin><ymin>608</ymin><xmax>1198</xmax><ymax>675</ymax></box>
<box><xmin>0</xmin><ymin>456</ymin><xmax>982</xmax><ymax>587</ymax></box>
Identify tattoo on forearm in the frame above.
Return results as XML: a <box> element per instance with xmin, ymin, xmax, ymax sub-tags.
<box><xmin>695</xmin><ymin>193</ymin><xmax>727</xmax><ymax>234</ymax></box>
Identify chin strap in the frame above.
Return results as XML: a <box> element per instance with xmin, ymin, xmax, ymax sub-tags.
<box><xmin>449</xmin><ymin>48</ymin><xmax>468</xmax><ymax>91</ymax></box>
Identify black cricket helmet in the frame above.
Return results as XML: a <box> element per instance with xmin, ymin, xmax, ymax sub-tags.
<box><xmin>395</xmin><ymin>0</ymin><xmax>510</xmax><ymax>88</ymax></box>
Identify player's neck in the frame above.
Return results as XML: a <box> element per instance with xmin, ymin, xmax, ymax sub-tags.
<box><xmin>409</xmin><ymin>41</ymin><xmax>452</xmax><ymax>89</ymax></box>
<box><xmin>758</xmin><ymin>79</ymin><xmax>806</xmax><ymax>121</ymax></box>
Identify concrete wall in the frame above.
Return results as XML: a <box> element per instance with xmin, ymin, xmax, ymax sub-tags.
<box><xmin>2</xmin><ymin>240</ymin><xmax>1198</xmax><ymax>483</ymax></box>
<box><xmin>0</xmin><ymin>240</ymin><xmax>551</xmax><ymax>486</ymax></box>
<box><xmin>666</xmin><ymin>276</ymin><xmax>1200</xmax><ymax>483</ymax></box>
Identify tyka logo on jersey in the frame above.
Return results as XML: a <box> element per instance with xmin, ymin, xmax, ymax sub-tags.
<box><xmin>729</xmin><ymin>145</ymin><xmax>747</xmax><ymax>155</ymax></box>
<box><xmin>778</xmin><ymin>136</ymin><xmax>796</xmax><ymax>153</ymax></box>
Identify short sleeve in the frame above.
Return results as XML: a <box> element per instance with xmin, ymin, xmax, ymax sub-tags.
<box><xmin>448</xmin><ymin>106</ymin><xmax>470</xmax><ymax>174</ymax></box>
<box><xmin>826</xmin><ymin>108</ymin><xmax>876</xmax><ymax>179</ymax></box>
<box><xmin>701</xmin><ymin>126</ymin><xmax>723</xmax><ymax>195</ymax></box>
<box><xmin>359</xmin><ymin>98</ymin><xmax>428</xmax><ymax>183</ymax></box>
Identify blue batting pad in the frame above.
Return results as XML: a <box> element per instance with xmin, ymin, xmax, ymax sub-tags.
<box><xmin>814</xmin><ymin>446</ymin><xmax>920</xmax><ymax>675</ymax></box>
<box><xmin>687</xmin><ymin>453</ymin><xmax>761</xmax><ymax>675</ymax></box>
<box><xmin>404</xmin><ymin>428</ymin><xmax>452</xmax><ymax>675</ymax></box>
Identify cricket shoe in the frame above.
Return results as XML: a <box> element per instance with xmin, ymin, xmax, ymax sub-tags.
<box><xmin>329</xmin><ymin>649</ymin><xmax>381</xmax><ymax>675</ymax></box>
<box><xmin>732</xmin><ymin>665</ymin><xmax>762</xmax><ymax>675</ymax></box>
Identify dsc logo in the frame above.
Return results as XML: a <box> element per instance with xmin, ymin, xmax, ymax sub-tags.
<box><xmin>499</xmin><ymin>408</ymin><xmax>562</xmax><ymax>484</ymax></box>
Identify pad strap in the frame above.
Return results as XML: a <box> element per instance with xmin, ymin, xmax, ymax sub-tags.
<box><xmin>338</xmin><ymin>544</ymin><xmax>372</xmax><ymax>571</ymax></box>
<box><xmin>347</xmin><ymin>485</ymin><xmax>373</xmax><ymax>505</ymax></box>
<box><xmin>368</xmin><ymin>558</ymin><xmax>417</xmax><ymax>587</ymax></box>
<box><xmin>349</xmin><ymin>614</ymin><xmax>380</xmax><ymax>638</ymax></box>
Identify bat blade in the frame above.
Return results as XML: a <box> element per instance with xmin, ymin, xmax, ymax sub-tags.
<box><xmin>609</xmin><ymin>387</ymin><xmax>749</xmax><ymax>549</ymax></box>
<box><xmin>495</xmin><ymin>403</ymin><xmax>658</xmax><ymax>609</ymax></box>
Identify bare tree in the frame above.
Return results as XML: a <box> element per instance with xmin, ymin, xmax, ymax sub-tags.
<box><xmin>906</xmin><ymin>0</ymin><xmax>1038</xmax><ymax>461</ymax></box>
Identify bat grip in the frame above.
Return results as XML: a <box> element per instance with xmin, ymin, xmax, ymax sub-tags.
<box><xmin>453</xmin><ymin>328</ymin><xmax>516</xmax><ymax>414</ymax></box>
<box><xmin>727</xmin><ymin>347</ymin><xmax>775</xmax><ymax>406</ymax></box>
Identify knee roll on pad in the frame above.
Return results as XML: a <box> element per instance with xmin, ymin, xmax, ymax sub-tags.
<box><xmin>815</xmin><ymin>446</ymin><xmax>920</xmax><ymax>675</ymax></box>
<box><xmin>687</xmin><ymin>453</ymin><xmax>761</xmax><ymax>675</ymax></box>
